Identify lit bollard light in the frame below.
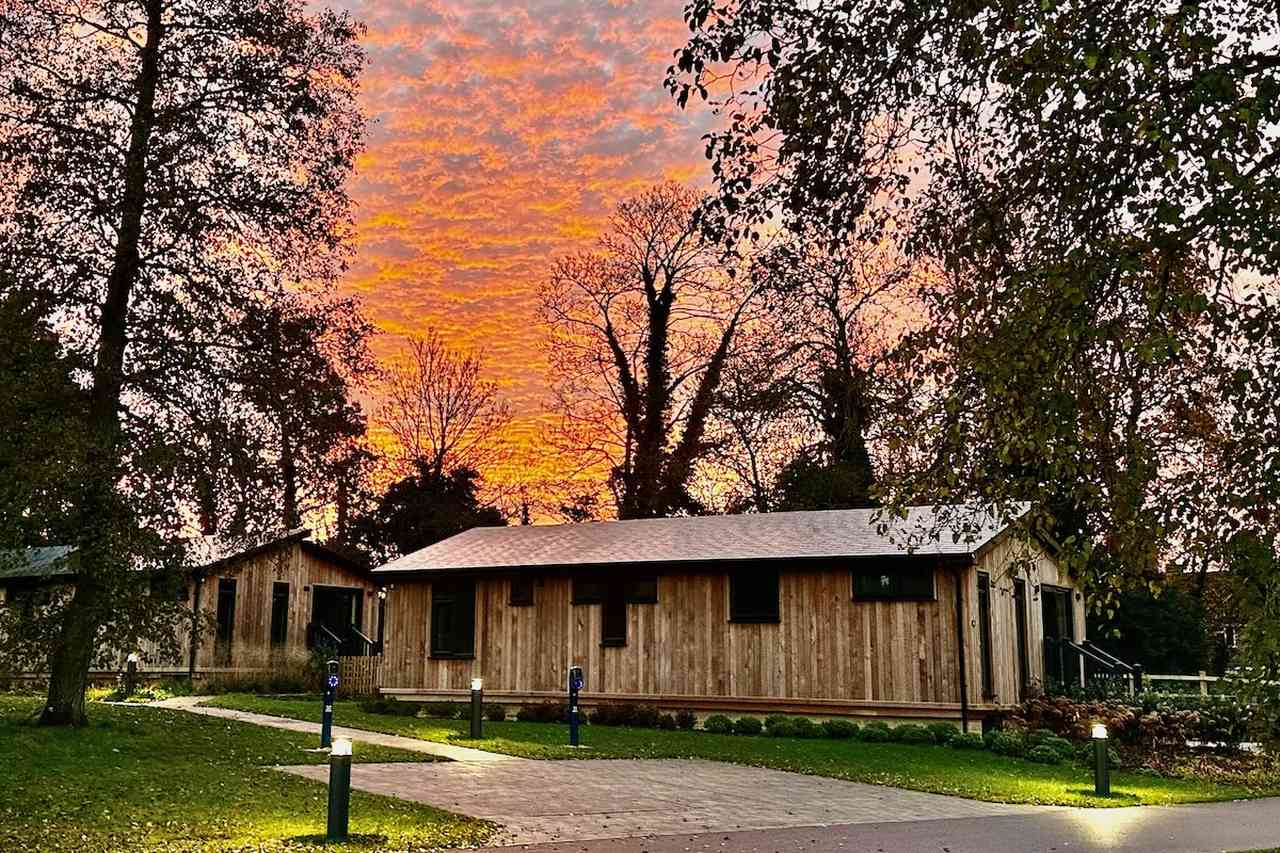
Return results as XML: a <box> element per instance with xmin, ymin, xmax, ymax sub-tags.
<box><xmin>125</xmin><ymin>653</ymin><xmax>139</xmax><ymax>699</ymax></box>
<box><xmin>1091</xmin><ymin>723</ymin><xmax>1110</xmax><ymax>796</ymax></box>
<box><xmin>327</xmin><ymin>737</ymin><xmax>352</xmax><ymax>842</ymax></box>
<box><xmin>470</xmin><ymin>678</ymin><xmax>483</xmax><ymax>739</ymax></box>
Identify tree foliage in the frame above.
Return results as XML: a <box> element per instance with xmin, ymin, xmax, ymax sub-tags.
<box><xmin>0</xmin><ymin>0</ymin><xmax>366</xmax><ymax>723</ymax></box>
<box><xmin>668</xmin><ymin>0</ymin><xmax>1280</xmax><ymax>605</ymax></box>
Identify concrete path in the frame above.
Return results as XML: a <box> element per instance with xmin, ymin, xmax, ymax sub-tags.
<box><xmin>281</xmin><ymin>757</ymin><xmax>1053</xmax><ymax>846</ymax></box>
<box><xmin>461</xmin><ymin>796</ymin><xmax>1280</xmax><ymax>853</ymax></box>
<box><xmin>153</xmin><ymin>695</ymin><xmax>514</xmax><ymax>763</ymax></box>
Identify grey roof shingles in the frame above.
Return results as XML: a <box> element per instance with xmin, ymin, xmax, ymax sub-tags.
<box><xmin>374</xmin><ymin>504</ymin><xmax>1024</xmax><ymax>576</ymax></box>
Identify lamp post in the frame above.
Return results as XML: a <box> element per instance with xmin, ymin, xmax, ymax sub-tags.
<box><xmin>321</xmin><ymin>659</ymin><xmax>339</xmax><ymax>749</ymax></box>
<box><xmin>327</xmin><ymin>737</ymin><xmax>352</xmax><ymax>842</ymax></box>
<box><xmin>1091</xmin><ymin>723</ymin><xmax>1110</xmax><ymax>796</ymax></box>
<box><xmin>470</xmin><ymin>678</ymin><xmax>483</xmax><ymax>739</ymax></box>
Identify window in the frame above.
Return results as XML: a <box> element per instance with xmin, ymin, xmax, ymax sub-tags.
<box><xmin>215</xmin><ymin>578</ymin><xmax>237</xmax><ymax>665</ymax></box>
<box><xmin>510</xmin><ymin>577</ymin><xmax>534</xmax><ymax>606</ymax></box>
<box><xmin>270</xmin><ymin>582</ymin><xmax>290</xmax><ymax>648</ymax></box>
<box><xmin>572</xmin><ymin>577</ymin><xmax>607</xmax><ymax>604</ymax></box>
<box><xmin>730</xmin><ymin>569</ymin><xmax>780</xmax><ymax>623</ymax></box>
<box><xmin>431</xmin><ymin>580</ymin><xmax>475</xmax><ymax>659</ymax></box>
<box><xmin>572</xmin><ymin>575</ymin><xmax>657</xmax><ymax>646</ymax></box>
<box><xmin>624</xmin><ymin>576</ymin><xmax>658</xmax><ymax>604</ymax></box>
<box><xmin>851</xmin><ymin>565</ymin><xmax>935</xmax><ymax>601</ymax></box>
<box><xmin>977</xmin><ymin>572</ymin><xmax>995</xmax><ymax>698</ymax></box>
<box><xmin>602</xmin><ymin>583</ymin><xmax>627</xmax><ymax>647</ymax></box>
<box><xmin>1013</xmin><ymin>578</ymin><xmax>1030</xmax><ymax>701</ymax></box>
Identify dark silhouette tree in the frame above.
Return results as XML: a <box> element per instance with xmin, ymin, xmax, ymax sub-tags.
<box><xmin>0</xmin><ymin>0</ymin><xmax>366</xmax><ymax>724</ymax></box>
<box><xmin>349</xmin><ymin>467</ymin><xmax>505</xmax><ymax>564</ymax></box>
<box><xmin>542</xmin><ymin>182</ymin><xmax>759</xmax><ymax>519</ymax></box>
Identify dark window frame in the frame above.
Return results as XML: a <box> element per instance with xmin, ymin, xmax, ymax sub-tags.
<box><xmin>269</xmin><ymin>582</ymin><xmax>290</xmax><ymax>648</ymax></box>
<box><xmin>571</xmin><ymin>574</ymin><xmax>658</xmax><ymax>647</ymax></box>
<box><xmin>509</xmin><ymin>576</ymin><xmax>535</xmax><ymax>606</ymax></box>
<box><xmin>851</xmin><ymin>565</ymin><xmax>936</xmax><ymax>601</ymax></box>
<box><xmin>214</xmin><ymin>578</ymin><xmax>237</xmax><ymax>665</ymax></box>
<box><xmin>729</xmin><ymin>568</ymin><xmax>781</xmax><ymax>624</ymax></box>
<box><xmin>430</xmin><ymin>579</ymin><xmax>476</xmax><ymax>660</ymax></box>
<box><xmin>602</xmin><ymin>582</ymin><xmax>627</xmax><ymax>647</ymax></box>
<box><xmin>977</xmin><ymin>571</ymin><xmax>995</xmax><ymax>699</ymax></box>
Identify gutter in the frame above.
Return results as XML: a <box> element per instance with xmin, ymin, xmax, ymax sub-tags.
<box><xmin>952</xmin><ymin>564</ymin><xmax>970</xmax><ymax>731</ymax></box>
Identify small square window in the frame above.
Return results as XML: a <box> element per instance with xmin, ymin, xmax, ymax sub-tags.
<box><xmin>624</xmin><ymin>576</ymin><xmax>657</xmax><ymax>604</ymax></box>
<box><xmin>510</xmin><ymin>577</ymin><xmax>534</xmax><ymax>606</ymax></box>
<box><xmin>730</xmin><ymin>569</ymin><xmax>780</xmax><ymax>623</ymax></box>
<box><xmin>572</xmin><ymin>577</ymin><xmax>607</xmax><ymax>604</ymax></box>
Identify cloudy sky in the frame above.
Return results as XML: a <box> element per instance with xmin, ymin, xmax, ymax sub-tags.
<box><xmin>328</xmin><ymin>0</ymin><xmax>716</xmax><ymax>474</ymax></box>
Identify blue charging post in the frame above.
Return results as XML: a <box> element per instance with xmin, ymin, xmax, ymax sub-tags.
<box><xmin>568</xmin><ymin>665</ymin><xmax>583</xmax><ymax>747</ymax></box>
<box><xmin>321</xmin><ymin>659</ymin><xmax>339</xmax><ymax>749</ymax></box>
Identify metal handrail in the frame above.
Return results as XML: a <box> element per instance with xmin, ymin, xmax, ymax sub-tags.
<box><xmin>349</xmin><ymin>626</ymin><xmax>375</xmax><ymax>654</ymax></box>
<box><xmin>1081</xmin><ymin>640</ymin><xmax>1134</xmax><ymax>672</ymax></box>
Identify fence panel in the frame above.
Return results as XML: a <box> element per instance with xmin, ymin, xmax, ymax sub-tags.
<box><xmin>338</xmin><ymin>656</ymin><xmax>382</xmax><ymax>698</ymax></box>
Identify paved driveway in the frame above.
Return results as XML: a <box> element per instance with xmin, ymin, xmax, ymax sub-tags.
<box><xmin>282</xmin><ymin>758</ymin><xmax>1053</xmax><ymax>846</ymax></box>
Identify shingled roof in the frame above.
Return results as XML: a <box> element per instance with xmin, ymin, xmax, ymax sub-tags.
<box><xmin>374</xmin><ymin>504</ymin><xmax>1025</xmax><ymax>576</ymax></box>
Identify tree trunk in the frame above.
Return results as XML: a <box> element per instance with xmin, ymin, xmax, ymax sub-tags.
<box><xmin>40</xmin><ymin>0</ymin><xmax>164</xmax><ymax>726</ymax></box>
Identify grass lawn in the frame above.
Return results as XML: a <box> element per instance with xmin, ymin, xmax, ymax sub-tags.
<box><xmin>202</xmin><ymin>694</ymin><xmax>1280</xmax><ymax>808</ymax></box>
<box><xmin>0</xmin><ymin>696</ymin><xmax>495</xmax><ymax>852</ymax></box>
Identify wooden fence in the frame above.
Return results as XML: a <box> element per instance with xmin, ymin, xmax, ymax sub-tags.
<box><xmin>337</xmin><ymin>656</ymin><xmax>382</xmax><ymax>698</ymax></box>
<box><xmin>1146</xmin><ymin>671</ymin><xmax>1220</xmax><ymax>696</ymax></box>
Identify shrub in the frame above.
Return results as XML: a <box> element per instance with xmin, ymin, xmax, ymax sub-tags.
<box><xmin>893</xmin><ymin>724</ymin><xmax>933</xmax><ymax>744</ymax></box>
<box><xmin>516</xmin><ymin>702</ymin><xmax>566</xmax><ymax>723</ymax></box>
<box><xmin>984</xmin><ymin>731</ymin><xmax>1025</xmax><ymax>757</ymax></box>
<box><xmin>632</xmin><ymin>704</ymin><xmax>663</xmax><ymax>728</ymax></box>
<box><xmin>590</xmin><ymin>703</ymin><xmax>637</xmax><ymax>726</ymax></box>
<box><xmin>657</xmin><ymin>713</ymin><xmax>678</xmax><ymax>730</ymax></box>
<box><xmin>792</xmin><ymin>717</ymin><xmax>822</xmax><ymax>738</ymax></box>
<box><xmin>733</xmin><ymin>716</ymin><xmax>763</xmax><ymax>736</ymax></box>
<box><xmin>927</xmin><ymin>722</ymin><xmax>958</xmax><ymax>744</ymax></box>
<box><xmin>423</xmin><ymin>701</ymin><xmax>463</xmax><ymax>719</ymax></box>
<box><xmin>703</xmin><ymin>714</ymin><xmax>733</xmax><ymax>734</ymax></box>
<box><xmin>674</xmin><ymin>709</ymin><xmax>697</xmax><ymax>730</ymax></box>
<box><xmin>821</xmin><ymin>719</ymin><xmax>859</xmax><ymax>739</ymax></box>
<box><xmin>359</xmin><ymin>698</ymin><xmax>390</xmax><ymax>714</ymax></box>
<box><xmin>762</xmin><ymin>712</ymin><xmax>793</xmax><ymax>732</ymax></box>
<box><xmin>1026</xmin><ymin>744</ymin><xmax>1064</xmax><ymax>765</ymax></box>
<box><xmin>484</xmin><ymin>703</ymin><xmax>506</xmax><ymax>722</ymax></box>
<box><xmin>858</xmin><ymin>721</ymin><xmax>893</xmax><ymax>742</ymax></box>
<box><xmin>950</xmin><ymin>732</ymin><xmax>985</xmax><ymax>749</ymax></box>
<box><xmin>764</xmin><ymin>714</ymin><xmax>790</xmax><ymax>731</ymax></box>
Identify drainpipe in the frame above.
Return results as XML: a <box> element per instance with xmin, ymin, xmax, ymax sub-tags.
<box><xmin>188</xmin><ymin>572</ymin><xmax>203</xmax><ymax>680</ymax></box>
<box><xmin>952</xmin><ymin>564</ymin><xmax>970</xmax><ymax>732</ymax></box>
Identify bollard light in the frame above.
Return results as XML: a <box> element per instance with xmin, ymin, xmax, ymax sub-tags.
<box><xmin>125</xmin><ymin>652</ymin><xmax>140</xmax><ymax>698</ymax></box>
<box><xmin>470</xmin><ymin>677</ymin><xmax>483</xmax><ymax>739</ymax></box>
<box><xmin>327</xmin><ymin>737</ymin><xmax>352</xmax><ymax>841</ymax></box>
<box><xmin>1091</xmin><ymin>722</ymin><xmax>1110</xmax><ymax>796</ymax></box>
<box><xmin>321</xmin><ymin>659</ymin><xmax>339</xmax><ymax>749</ymax></box>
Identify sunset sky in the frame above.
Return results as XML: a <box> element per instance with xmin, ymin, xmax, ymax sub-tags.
<box><xmin>329</xmin><ymin>0</ymin><xmax>717</xmax><ymax>492</ymax></box>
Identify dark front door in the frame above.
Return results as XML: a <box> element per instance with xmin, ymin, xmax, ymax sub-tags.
<box><xmin>310</xmin><ymin>587</ymin><xmax>364</xmax><ymax>655</ymax></box>
<box><xmin>1041</xmin><ymin>585</ymin><xmax>1075</xmax><ymax>688</ymax></box>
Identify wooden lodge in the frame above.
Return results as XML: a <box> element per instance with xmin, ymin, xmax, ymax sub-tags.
<box><xmin>371</xmin><ymin>506</ymin><xmax>1088</xmax><ymax>729</ymax></box>
<box><xmin>0</xmin><ymin>529</ymin><xmax>380</xmax><ymax>683</ymax></box>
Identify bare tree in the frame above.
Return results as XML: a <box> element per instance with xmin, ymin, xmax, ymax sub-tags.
<box><xmin>542</xmin><ymin>182</ymin><xmax>760</xmax><ymax>519</ymax></box>
<box><xmin>378</xmin><ymin>332</ymin><xmax>512</xmax><ymax>481</ymax></box>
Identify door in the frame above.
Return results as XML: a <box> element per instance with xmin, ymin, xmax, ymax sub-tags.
<box><xmin>1041</xmin><ymin>585</ymin><xmax>1075</xmax><ymax>688</ymax></box>
<box><xmin>1013</xmin><ymin>578</ymin><xmax>1030</xmax><ymax>700</ymax></box>
<box><xmin>310</xmin><ymin>586</ymin><xmax>364</xmax><ymax>655</ymax></box>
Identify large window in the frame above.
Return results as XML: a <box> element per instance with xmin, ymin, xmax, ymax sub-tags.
<box><xmin>572</xmin><ymin>574</ymin><xmax>658</xmax><ymax>646</ymax></box>
<box><xmin>851</xmin><ymin>565</ymin><xmax>935</xmax><ymax>601</ymax></box>
<box><xmin>270</xmin><ymin>582</ymin><xmax>290</xmax><ymax>648</ymax></box>
<box><xmin>215</xmin><ymin>578</ymin><xmax>237</xmax><ymax>665</ymax></box>
<box><xmin>431</xmin><ymin>580</ymin><xmax>475</xmax><ymax>659</ymax></box>
<box><xmin>730</xmin><ymin>569</ymin><xmax>780</xmax><ymax>623</ymax></box>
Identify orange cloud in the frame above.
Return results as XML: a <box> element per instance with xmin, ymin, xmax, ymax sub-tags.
<box><xmin>329</xmin><ymin>0</ymin><xmax>714</xmax><ymax>505</ymax></box>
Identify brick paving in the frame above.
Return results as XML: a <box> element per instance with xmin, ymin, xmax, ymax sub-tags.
<box><xmin>281</xmin><ymin>758</ymin><xmax>1054</xmax><ymax>846</ymax></box>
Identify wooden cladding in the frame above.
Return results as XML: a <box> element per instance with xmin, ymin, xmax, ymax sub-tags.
<box><xmin>381</xmin><ymin>565</ymin><xmax>973</xmax><ymax>706</ymax></box>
